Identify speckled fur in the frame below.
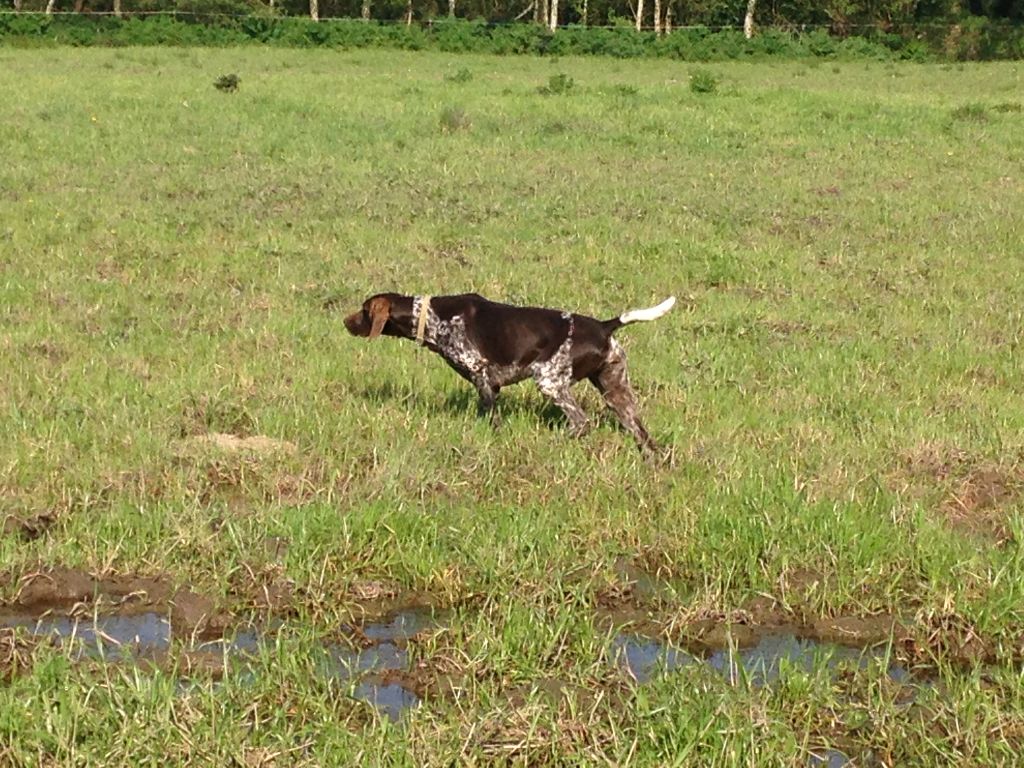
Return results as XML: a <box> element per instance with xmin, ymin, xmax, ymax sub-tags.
<box><xmin>365</xmin><ymin>294</ymin><xmax>668</xmax><ymax>453</ymax></box>
<box><xmin>415</xmin><ymin>302</ymin><xmax>588</xmax><ymax>431</ymax></box>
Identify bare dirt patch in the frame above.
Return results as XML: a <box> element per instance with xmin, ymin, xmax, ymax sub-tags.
<box><xmin>940</xmin><ymin>466</ymin><xmax>1019</xmax><ymax>542</ymax></box>
<box><xmin>897</xmin><ymin>443</ymin><xmax>1023</xmax><ymax>542</ymax></box>
<box><xmin>179</xmin><ymin>433</ymin><xmax>298</xmax><ymax>456</ymax></box>
<box><xmin>2</xmin><ymin>512</ymin><xmax>57</xmax><ymax>542</ymax></box>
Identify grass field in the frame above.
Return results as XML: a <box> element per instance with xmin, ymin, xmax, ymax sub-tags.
<box><xmin>1</xmin><ymin>47</ymin><xmax>1024</xmax><ymax>765</ymax></box>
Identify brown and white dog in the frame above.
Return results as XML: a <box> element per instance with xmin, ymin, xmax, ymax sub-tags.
<box><xmin>345</xmin><ymin>293</ymin><xmax>675</xmax><ymax>453</ymax></box>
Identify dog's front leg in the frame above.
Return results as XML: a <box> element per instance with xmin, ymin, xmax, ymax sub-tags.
<box><xmin>474</xmin><ymin>379</ymin><xmax>502</xmax><ymax>428</ymax></box>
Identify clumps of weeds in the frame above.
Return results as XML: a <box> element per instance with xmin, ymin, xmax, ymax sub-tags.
<box><xmin>538</xmin><ymin>73</ymin><xmax>574</xmax><ymax>96</ymax></box>
<box><xmin>444</xmin><ymin>67</ymin><xmax>473</xmax><ymax>83</ymax></box>
<box><xmin>213</xmin><ymin>73</ymin><xmax>240</xmax><ymax>93</ymax></box>
<box><xmin>689</xmin><ymin>68</ymin><xmax>718</xmax><ymax>94</ymax></box>
<box><xmin>0</xmin><ymin>628</ymin><xmax>37</xmax><ymax>682</ymax></box>
<box><xmin>439</xmin><ymin>105</ymin><xmax>471</xmax><ymax>133</ymax></box>
<box><xmin>540</xmin><ymin>121</ymin><xmax>569</xmax><ymax>136</ymax></box>
<box><xmin>950</xmin><ymin>103</ymin><xmax>988</xmax><ymax>122</ymax></box>
<box><xmin>993</xmin><ymin>102</ymin><xmax>1022</xmax><ymax>113</ymax></box>
<box><xmin>179</xmin><ymin>392</ymin><xmax>258</xmax><ymax>438</ymax></box>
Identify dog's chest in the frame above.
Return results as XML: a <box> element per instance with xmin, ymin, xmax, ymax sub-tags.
<box><xmin>427</xmin><ymin>312</ymin><xmax>488</xmax><ymax>375</ymax></box>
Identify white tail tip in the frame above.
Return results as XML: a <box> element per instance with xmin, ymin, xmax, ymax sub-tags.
<box><xmin>619</xmin><ymin>296</ymin><xmax>676</xmax><ymax>325</ymax></box>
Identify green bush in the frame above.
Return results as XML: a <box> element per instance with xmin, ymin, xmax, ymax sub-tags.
<box><xmin>439</xmin><ymin>105</ymin><xmax>471</xmax><ymax>132</ymax></box>
<box><xmin>689</xmin><ymin>67</ymin><xmax>717</xmax><ymax>93</ymax></box>
<box><xmin>538</xmin><ymin>72</ymin><xmax>574</xmax><ymax>95</ymax></box>
<box><xmin>444</xmin><ymin>66</ymin><xmax>473</xmax><ymax>82</ymax></box>
<box><xmin>805</xmin><ymin>29</ymin><xmax>838</xmax><ymax>57</ymax></box>
<box><xmin>0</xmin><ymin>16</ymin><xmax>1020</xmax><ymax>61</ymax></box>
<box><xmin>433</xmin><ymin>19</ymin><xmax>490</xmax><ymax>52</ymax></box>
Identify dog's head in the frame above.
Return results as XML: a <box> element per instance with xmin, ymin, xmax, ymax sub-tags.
<box><xmin>344</xmin><ymin>293</ymin><xmax>406</xmax><ymax>339</ymax></box>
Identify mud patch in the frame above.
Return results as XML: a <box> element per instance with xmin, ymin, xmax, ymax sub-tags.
<box><xmin>10</xmin><ymin>567</ymin><xmax>230</xmax><ymax>637</ymax></box>
<box><xmin>899</xmin><ymin>443</ymin><xmax>1022</xmax><ymax>542</ymax></box>
<box><xmin>939</xmin><ymin>466</ymin><xmax>1020</xmax><ymax>542</ymax></box>
<box><xmin>2</xmin><ymin>512</ymin><xmax>57</xmax><ymax>541</ymax></box>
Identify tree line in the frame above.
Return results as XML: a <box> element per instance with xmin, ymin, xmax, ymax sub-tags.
<box><xmin>4</xmin><ymin>0</ymin><xmax>1021</xmax><ymax>29</ymax></box>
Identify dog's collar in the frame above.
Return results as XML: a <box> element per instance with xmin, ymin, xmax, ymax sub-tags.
<box><xmin>415</xmin><ymin>295</ymin><xmax>432</xmax><ymax>344</ymax></box>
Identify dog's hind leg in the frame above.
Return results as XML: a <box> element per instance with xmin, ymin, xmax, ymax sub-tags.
<box><xmin>589</xmin><ymin>340</ymin><xmax>657</xmax><ymax>454</ymax></box>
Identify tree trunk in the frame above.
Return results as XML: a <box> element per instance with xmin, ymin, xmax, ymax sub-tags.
<box><xmin>514</xmin><ymin>2</ymin><xmax>534</xmax><ymax>21</ymax></box>
<box><xmin>653</xmin><ymin>0</ymin><xmax>661</xmax><ymax>35</ymax></box>
<box><xmin>744</xmin><ymin>0</ymin><xmax>756</xmax><ymax>39</ymax></box>
<box><xmin>309</xmin><ymin>0</ymin><xmax>318</xmax><ymax>21</ymax></box>
<box><xmin>536</xmin><ymin>0</ymin><xmax>547</xmax><ymax>26</ymax></box>
<box><xmin>405</xmin><ymin>0</ymin><xmax>412</xmax><ymax>25</ymax></box>
<box><xmin>448</xmin><ymin>0</ymin><xmax>455</xmax><ymax>17</ymax></box>
<box><xmin>635</xmin><ymin>0</ymin><xmax>643</xmax><ymax>32</ymax></box>
<box><xmin>45</xmin><ymin>0</ymin><xmax>56</xmax><ymax>13</ymax></box>
<box><xmin>361</xmin><ymin>0</ymin><xmax>370</xmax><ymax>20</ymax></box>
<box><xmin>73</xmin><ymin>0</ymin><xmax>83</xmax><ymax>12</ymax></box>
<box><xmin>548</xmin><ymin>0</ymin><xmax>557</xmax><ymax>31</ymax></box>
<box><xmin>581</xmin><ymin>0</ymin><xmax>587</xmax><ymax>25</ymax></box>
<box><xmin>665</xmin><ymin>3</ymin><xmax>673</xmax><ymax>34</ymax></box>
<box><xmin>113</xmin><ymin>0</ymin><xmax>121</xmax><ymax>16</ymax></box>
<box><xmin>13</xmin><ymin>0</ymin><xmax>22</xmax><ymax>10</ymax></box>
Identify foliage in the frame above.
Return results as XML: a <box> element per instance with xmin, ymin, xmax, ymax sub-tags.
<box><xmin>0</xmin><ymin>15</ymin><xmax>1021</xmax><ymax>59</ymax></box>
<box><xmin>688</xmin><ymin>66</ymin><xmax>717</xmax><ymax>92</ymax></box>
<box><xmin>537</xmin><ymin>71</ymin><xmax>574</xmax><ymax>94</ymax></box>
<box><xmin>213</xmin><ymin>72</ymin><xmax>240</xmax><ymax>90</ymax></box>
<box><xmin>438</xmin><ymin>103</ymin><xmax>470</xmax><ymax>130</ymax></box>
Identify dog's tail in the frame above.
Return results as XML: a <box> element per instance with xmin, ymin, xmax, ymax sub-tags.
<box><xmin>603</xmin><ymin>296</ymin><xmax>676</xmax><ymax>333</ymax></box>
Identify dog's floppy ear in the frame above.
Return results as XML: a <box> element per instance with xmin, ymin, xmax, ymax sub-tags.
<box><xmin>368</xmin><ymin>296</ymin><xmax>391</xmax><ymax>339</ymax></box>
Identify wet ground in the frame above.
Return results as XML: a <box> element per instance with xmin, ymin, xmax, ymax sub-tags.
<box><xmin>0</xmin><ymin>603</ymin><xmax>438</xmax><ymax>721</ymax></box>
<box><xmin>1</xmin><ymin>600</ymin><xmax>927</xmax><ymax>735</ymax></box>
<box><xmin>611</xmin><ymin>629</ymin><xmax>911</xmax><ymax>686</ymax></box>
<box><xmin>0</xmin><ymin>564</ymin><xmax>957</xmax><ymax>743</ymax></box>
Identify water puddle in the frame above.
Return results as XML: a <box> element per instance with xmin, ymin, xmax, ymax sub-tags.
<box><xmin>808</xmin><ymin>749</ymin><xmax>850</xmax><ymax>768</ymax></box>
<box><xmin>612</xmin><ymin>630</ymin><xmax>910</xmax><ymax>686</ymax></box>
<box><xmin>0</xmin><ymin>611</ymin><xmax>173</xmax><ymax>659</ymax></box>
<box><xmin>0</xmin><ymin>606</ymin><xmax>438</xmax><ymax>721</ymax></box>
<box><xmin>2</xmin><ymin>604</ymin><xmax>918</xmax><ymax>731</ymax></box>
<box><xmin>353</xmin><ymin>680</ymin><xmax>421</xmax><ymax>722</ymax></box>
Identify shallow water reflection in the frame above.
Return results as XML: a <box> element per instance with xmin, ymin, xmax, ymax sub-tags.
<box><xmin>1</xmin><ymin>607</ymin><xmax>436</xmax><ymax>720</ymax></box>
<box><xmin>613</xmin><ymin>630</ymin><xmax>910</xmax><ymax>686</ymax></box>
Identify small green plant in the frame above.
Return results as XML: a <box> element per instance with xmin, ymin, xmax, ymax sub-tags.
<box><xmin>213</xmin><ymin>73</ymin><xmax>240</xmax><ymax>93</ymax></box>
<box><xmin>689</xmin><ymin>67</ymin><xmax>717</xmax><ymax>94</ymax></box>
<box><xmin>951</xmin><ymin>103</ymin><xmax>988</xmax><ymax>122</ymax></box>
<box><xmin>538</xmin><ymin>72</ymin><xmax>574</xmax><ymax>95</ymax></box>
<box><xmin>993</xmin><ymin>101</ymin><xmax>1022</xmax><ymax>113</ymax></box>
<box><xmin>444</xmin><ymin>67</ymin><xmax>473</xmax><ymax>83</ymax></box>
<box><xmin>439</xmin><ymin>105</ymin><xmax>471</xmax><ymax>133</ymax></box>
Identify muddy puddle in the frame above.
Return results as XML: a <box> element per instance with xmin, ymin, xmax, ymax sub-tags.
<box><xmin>809</xmin><ymin>750</ymin><xmax>851</xmax><ymax>768</ymax></box>
<box><xmin>611</xmin><ymin>629</ymin><xmax>912</xmax><ymax>686</ymax></box>
<box><xmin>1</xmin><ymin>564</ymin><xmax>930</xmax><ymax>738</ymax></box>
<box><xmin>0</xmin><ymin>606</ymin><xmax>439</xmax><ymax>722</ymax></box>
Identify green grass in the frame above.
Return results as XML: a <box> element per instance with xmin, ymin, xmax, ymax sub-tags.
<box><xmin>2</xmin><ymin>47</ymin><xmax>1024</xmax><ymax>765</ymax></box>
